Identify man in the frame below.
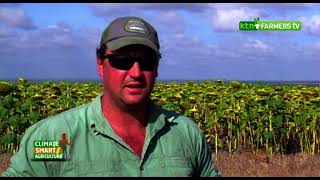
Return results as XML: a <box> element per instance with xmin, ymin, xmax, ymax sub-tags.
<box><xmin>58</xmin><ymin>132</ymin><xmax>70</xmax><ymax>160</ymax></box>
<box><xmin>2</xmin><ymin>16</ymin><xmax>221</xmax><ymax>177</ymax></box>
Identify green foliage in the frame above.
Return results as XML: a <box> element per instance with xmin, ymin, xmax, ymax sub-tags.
<box><xmin>1</xmin><ymin>77</ymin><xmax>320</xmax><ymax>156</ymax></box>
<box><xmin>152</xmin><ymin>80</ymin><xmax>320</xmax><ymax>156</ymax></box>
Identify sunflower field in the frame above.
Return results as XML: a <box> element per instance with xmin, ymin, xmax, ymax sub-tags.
<box><xmin>1</xmin><ymin>77</ymin><xmax>320</xmax><ymax>156</ymax></box>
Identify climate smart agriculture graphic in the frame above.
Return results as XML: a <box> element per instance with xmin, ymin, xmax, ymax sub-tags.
<box><xmin>33</xmin><ymin>132</ymin><xmax>71</xmax><ymax>160</ymax></box>
<box><xmin>34</xmin><ymin>140</ymin><xmax>63</xmax><ymax>160</ymax></box>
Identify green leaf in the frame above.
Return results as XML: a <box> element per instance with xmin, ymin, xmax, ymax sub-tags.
<box><xmin>263</xmin><ymin>131</ymin><xmax>273</xmax><ymax>140</ymax></box>
<box><xmin>3</xmin><ymin>95</ymin><xmax>15</xmax><ymax>109</ymax></box>
<box><xmin>1</xmin><ymin>133</ymin><xmax>15</xmax><ymax>145</ymax></box>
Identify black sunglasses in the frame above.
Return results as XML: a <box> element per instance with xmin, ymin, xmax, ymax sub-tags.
<box><xmin>103</xmin><ymin>54</ymin><xmax>159</xmax><ymax>71</ymax></box>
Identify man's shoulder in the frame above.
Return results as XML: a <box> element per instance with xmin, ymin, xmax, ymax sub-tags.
<box><xmin>37</xmin><ymin>102</ymin><xmax>90</xmax><ymax>127</ymax></box>
<box><xmin>23</xmin><ymin>101</ymin><xmax>93</xmax><ymax>139</ymax></box>
<box><xmin>155</xmin><ymin>105</ymin><xmax>206</xmax><ymax>151</ymax></box>
<box><xmin>156</xmin><ymin>105</ymin><xmax>200</xmax><ymax>131</ymax></box>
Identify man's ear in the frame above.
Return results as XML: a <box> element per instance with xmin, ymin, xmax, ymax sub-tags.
<box><xmin>97</xmin><ymin>56</ymin><xmax>104</xmax><ymax>77</ymax></box>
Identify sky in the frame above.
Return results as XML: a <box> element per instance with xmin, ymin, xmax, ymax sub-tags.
<box><xmin>0</xmin><ymin>3</ymin><xmax>319</xmax><ymax>82</ymax></box>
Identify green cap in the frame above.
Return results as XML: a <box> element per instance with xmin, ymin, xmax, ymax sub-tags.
<box><xmin>99</xmin><ymin>16</ymin><xmax>160</xmax><ymax>56</ymax></box>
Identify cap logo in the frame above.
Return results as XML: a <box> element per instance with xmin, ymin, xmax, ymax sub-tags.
<box><xmin>124</xmin><ymin>19</ymin><xmax>149</xmax><ymax>35</ymax></box>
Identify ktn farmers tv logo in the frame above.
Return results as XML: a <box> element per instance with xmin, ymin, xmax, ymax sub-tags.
<box><xmin>33</xmin><ymin>132</ymin><xmax>71</xmax><ymax>160</ymax></box>
<box><xmin>239</xmin><ymin>17</ymin><xmax>302</xmax><ymax>31</ymax></box>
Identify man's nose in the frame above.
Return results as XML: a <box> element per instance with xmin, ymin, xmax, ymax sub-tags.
<box><xmin>128</xmin><ymin>62</ymin><xmax>143</xmax><ymax>78</ymax></box>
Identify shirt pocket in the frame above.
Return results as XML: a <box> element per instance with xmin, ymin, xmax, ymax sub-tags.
<box><xmin>162</xmin><ymin>156</ymin><xmax>194</xmax><ymax>176</ymax></box>
<box><xmin>73</xmin><ymin>160</ymin><xmax>121</xmax><ymax>176</ymax></box>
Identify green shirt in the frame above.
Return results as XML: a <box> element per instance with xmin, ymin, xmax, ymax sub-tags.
<box><xmin>2</xmin><ymin>95</ymin><xmax>221</xmax><ymax>177</ymax></box>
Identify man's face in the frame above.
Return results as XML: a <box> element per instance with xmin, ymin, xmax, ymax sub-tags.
<box><xmin>97</xmin><ymin>45</ymin><xmax>159</xmax><ymax>107</ymax></box>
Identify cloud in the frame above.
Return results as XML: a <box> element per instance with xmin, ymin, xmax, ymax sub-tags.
<box><xmin>0</xmin><ymin>21</ymin><xmax>102</xmax><ymax>80</ymax></box>
<box><xmin>158</xmin><ymin>33</ymin><xmax>320</xmax><ymax>81</ymax></box>
<box><xmin>0</xmin><ymin>7</ymin><xmax>36</xmax><ymax>30</ymax></box>
<box><xmin>0</xmin><ymin>26</ymin><xmax>17</xmax><ymax>37</ymax></box>
<box><xmin>88</xmin><ymin>4</ymin><xmax>191</xmax><ymax>43</ymax></box>
<box><xmin>245</xmin><ymin>40</ymin><xmax>273</xmax><ymax>51</ymax></box>
<box><xmin>7</xmin><ymin>21</ymin><xmax>98</xmax><ymax>51</ymax></box>
<box><xmin>311</xmin><ymin>42</ymin><xmax>320</xmax><ymax>58</ymax></box>
<box><xmin>160</xmin><ymin>32</ymin><xmax>278</xmax><ymax>68</ymax></box>
<box><xmin>156</xmin><ymin>10</ymin><xmax>181</xmax><ymax>22</ymax></box>
<box><xmin>158</xmin><ymin>32</ymin><xmax>219</xmax><ymax>67</ymax></box>
<box><xmin>89</xmin><ymin>4</ymin><xmax>185</xmax><ymax>35</ymax></box>
<box><xmin>160</xmin><ymin>32</ymin><xmax>273</xmax><ymax>67</ymax></box>
<box><xmin>210</xmin><ymin>7</ymin><xmax>262</xmax><ymax>32</ymax></box>
<box><xmin>207</xmin><ymin>3</ymin><xmax>318</xmax><ymax>32</ymax></box>
<box><xmin>47</xmin><ymin>22</ymin><xmax>72</xmax><ymax>32</ymax></box>
<box><xmin>257</xmin><ymin>3</ymin><xmax>316</xmax><ymax>10</ymax></box>
<box><xmin>88</xmin><ymin>3</ymin><xmax>209</xmax><ymax>16</ymax></box>
<box><xmin>88</xmin><ymin>3</ymin><xmax>136</xmax><ymax>18</ymax></box>
<box><xmin>149</xmin><ymin>10</ymin><xmax>189</xmax><ymax>35</ymax></box>
<box><xmin>210</xmin><ymin>3</ymin><xmax>317</xmax><ymax>11</ymax></box>
<box><xmin>0</xmin><ymin>21</ymin><xmax>100</xmax><ymax>60</ymax></box>
<box><xmin>132</xmin><ymin>3</ymin><xmax>209</xmax><ymax>12</ymax></box>
<box><xmin>313</xmin><ymin>42</ymin><xmax>320</xmax><ymax>49</ymax></box>
<box><xmin>213</xmin><ymin>47</ymin><xmax>241</xmax><ymax>60</ymax></box>
<box><xmin>17</xmin><ymin>23</ymin><xmax>74</xmax><ymax>49</ymax></box>
<box><xmin>301</xmin><ymin>42</ymin><xmax>320</xmax><ymax>60</ymax></box>
<box><xmin>89</xmin><ymin>3</ymin><xmax>318</xmax><ymax>18</ymax></box>
<box><xmin>88</xmin><ymin>3</ymin><xmax>206</xmax><ymax>33</ymax></box>
<box><xmin>0</xmin><ymin>3</ymin><xmax>20</xmax><ymax>8</ymax></box>
<box><xmin>211</xmin><ymin>35</ymin><xmax>283</xmax><ymax>63</ymax></box>
<box><xmin>1</xmin><ymin>3</ymin><xmax>319</xmax><ymax>81</ymax></box>
<box><xmin>299</xmin><ymin>15</ymin><xmax>320</xmax><ymax>36</ymax></box>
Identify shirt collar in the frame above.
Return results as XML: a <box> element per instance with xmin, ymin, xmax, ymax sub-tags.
<box><xmin>87</xmin><ymin>94</ymin><xmax>169</xmax><ymax>141</ymax></box>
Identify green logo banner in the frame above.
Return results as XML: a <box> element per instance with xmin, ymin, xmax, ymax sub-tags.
<box><xmin>239</xmin><ymin>17</ymin><xmax>302</xmax><ymax>31</ymax></box>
